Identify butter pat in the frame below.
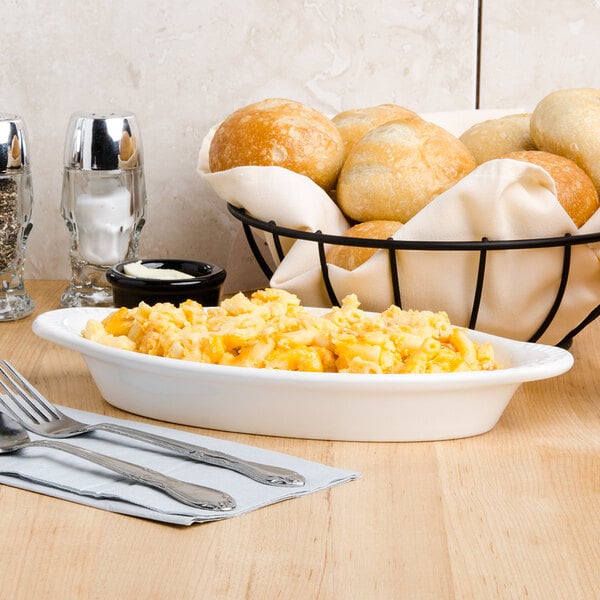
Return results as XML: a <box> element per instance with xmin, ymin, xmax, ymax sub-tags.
<box><xmin>123</xmin><ymin>261</ymin><xmax>195</xmax><ymax>280</ymax></box>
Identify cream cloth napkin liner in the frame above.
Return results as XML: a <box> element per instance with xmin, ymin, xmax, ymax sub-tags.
<box><xmin>0</xmin><ymin>406</ymin><xmax>359</xmax><ymax>526</ymax></box>
<box><xmin>198</xmin><ymin>110</ymin><xmax>600</xmax><ymax>345</ymax></box>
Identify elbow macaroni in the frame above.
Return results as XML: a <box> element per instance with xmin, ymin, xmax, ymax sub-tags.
<box><xmin>82</xmin><ymin>288</ymin><xmax>498</xmax><ymax>374</ymax></box>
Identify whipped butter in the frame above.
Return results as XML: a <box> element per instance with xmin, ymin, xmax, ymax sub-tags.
<box><xmin>123</xmin><ymin>261</ymin><xmax>195</xmax><ymax>280</ymax></box>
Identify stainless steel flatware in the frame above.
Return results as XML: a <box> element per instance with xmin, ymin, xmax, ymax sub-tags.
<box><xmin>0</xmin><ymin>410</ymin><xmax>235</xmax><ymax>511</ymax></box>
<box><xmin>0</xmin><ymin>360</ymin><xmax>305</xmax><ymax>487</ymax></box>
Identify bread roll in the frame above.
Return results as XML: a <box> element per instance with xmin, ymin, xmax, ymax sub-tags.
<box><xmin>332</xmin><ymin>104</ymin><xmax>422</xmax><ymax>161</ymax></box>
<box><xmin>327</xmin><ymin>220</ymin><xmax>403</xmax><ymax>270</ymax></box>
<box><xmin>209</xmin><ymin>98</ymin><xmax>344</xmax><ymax>190</ymax></box>
<box><xmin>460</xmin><ymin>113</ymin><xmax>536</xmax><ymax>163</ymax></box>
<box><xmin>502</xmin><ymin>150</ymin><xmax>599</xmax><ymax>227</ymax></box>
<box><xmin>336</xmin><ymin>120</ymin><xmax>477</xmax><ymax>223</ymax></box>
<box><xmin>530</xmin><ymin>88</ymin><xmax>600</xmax><ymax>195</ymax></box>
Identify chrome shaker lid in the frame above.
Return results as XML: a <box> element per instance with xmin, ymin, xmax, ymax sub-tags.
<box><xmin>63</xmin><ymin>110</ymin><xmax>143</xmax><ymax>170</ymax></box>
<box><xmin>0</xmin><ymin>113</ymin><xmax>29</xmax><ymax>173</ymax></box>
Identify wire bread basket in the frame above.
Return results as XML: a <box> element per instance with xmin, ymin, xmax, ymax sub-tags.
<box><xmin>228</xmin><ymin>203</ymin><xmax>600</xmax><ymax>348</ymax></box>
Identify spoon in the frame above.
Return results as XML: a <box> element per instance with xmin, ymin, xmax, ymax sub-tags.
<box><xmin>0</xmin><ymin>412</ymin><xmax>235</xmax><ymax>511</ymax></box>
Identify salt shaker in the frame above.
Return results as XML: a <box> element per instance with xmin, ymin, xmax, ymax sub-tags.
<box><xmin>0</xmin><ymin>113</ymin><xmax>34</xmax><ymax>321</ymax></box>
<box><xmin>60</xmin><ymin>111</ymin><xmax>147</xmax><ymax>307</ymax></box>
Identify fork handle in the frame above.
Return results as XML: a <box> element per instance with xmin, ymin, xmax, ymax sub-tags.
<box><xmin>95</xmin><ymin>423</ymin><xmax>305</xmax><ymax>487</ymax></box>
<box><xmin>29</xmin><ymin>439</ymin><xmax>236</xmax><ymax>511</ymax></box>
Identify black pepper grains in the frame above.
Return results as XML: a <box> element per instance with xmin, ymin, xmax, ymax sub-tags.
<box><xmin>0</xmin><ymin>177</ymin><xmax>18</xmax><ymax>271</ymax></box>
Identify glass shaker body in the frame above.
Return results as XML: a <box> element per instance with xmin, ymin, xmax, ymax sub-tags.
<box><xmin>60</xmin><ymin>111</ymin><xmax>147</xmax><ymax>308</ymax></box>
<box><xmin>60</xmin><ymin>167</ymin><xmax>146</xmax><ymax>307</ymax></box>
<box><xmin>0</xmin><ymin>114</ymin><xmax>34</xmax><ymax>321</ymax></box>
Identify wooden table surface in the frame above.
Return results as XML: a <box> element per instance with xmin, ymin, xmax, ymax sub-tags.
<box><xmin>1</xmin><ymin>281</ymin><xmax>599</xmax><ymax>600</ymax></box>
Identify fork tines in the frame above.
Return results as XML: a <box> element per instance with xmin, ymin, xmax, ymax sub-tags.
<box><xmin>0</xmin><ymin>360</ymin><xmax>59</xmax><ymax>425</ymax></box>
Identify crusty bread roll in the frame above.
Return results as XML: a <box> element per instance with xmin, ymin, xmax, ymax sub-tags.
<box><xmin>460</xmin><ymin>113</ymin><xmax>536</xmax><ymax>164</ymax></box>
<box><xmin>332</xmin><ymin>104</ymin><xmax>422</xmax><ymax>161</ymax></box>
<box><xmin>336</xmin><ymin>119</ymin><xmax>477</xmax><ymax>223</ymax></box>
<box><xmin>327</xmin><ymin>220</ymin><xmax>403</xmax><ymax>270</ymax></box>
<box><xmin>530</xmin><ymin>88</ymin><xmax>600</xmax><ymax>195</ymax></box>
<box><xmin>209</xmin><ymin>98</ymin><xmax>345</xmax><ymax>190</ymax></box>
<box><xmin>502</xmin><ymin>150</ymin><xmax>599</xmax><ymax>227</ymax></box>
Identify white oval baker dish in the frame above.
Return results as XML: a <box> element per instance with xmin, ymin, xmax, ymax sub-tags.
<box><xmin>32</xmin><ymin>307</ymin><xmax>574</xmax><ymax>442</ymax></box>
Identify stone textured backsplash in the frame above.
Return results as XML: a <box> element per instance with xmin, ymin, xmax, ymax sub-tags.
<box><xmin>1</xmin><ymin>0</ymin><xmax>599</xmax><ymax>295</ymax></box>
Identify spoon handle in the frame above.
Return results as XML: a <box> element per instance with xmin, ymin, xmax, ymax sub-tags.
<box><xmin>30</xmin><ymin>439</ymin><xmax>236</xmax><ymax>511</ymax></box>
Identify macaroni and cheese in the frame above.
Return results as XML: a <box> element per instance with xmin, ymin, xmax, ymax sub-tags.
<box><xmin>82</xmin><ymin>288</ymin><xmax>497</xmax><ymax>374</ymax></box>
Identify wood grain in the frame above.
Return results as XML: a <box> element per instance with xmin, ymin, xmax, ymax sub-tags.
<box><xmin>1</xmin><ymin>281</ymin><xmax>599</xmax><ymax>599</ymax></box>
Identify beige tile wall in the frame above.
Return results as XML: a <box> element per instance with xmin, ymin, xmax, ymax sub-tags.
<box><xmin>1</xmin><ymin>0</ymin><xmax>599</xmax><ymax>296</ymax></box>
<box><xmin>480</xmin><ymin>1</ymin><xmax>600</xmax><ymax>108</ymax></box>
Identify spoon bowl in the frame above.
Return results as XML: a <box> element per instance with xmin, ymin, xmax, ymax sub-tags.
<box><xmin>0</xmin><ymin>412</ymin><xmax>30</xmax><ymax>452</ymax></box>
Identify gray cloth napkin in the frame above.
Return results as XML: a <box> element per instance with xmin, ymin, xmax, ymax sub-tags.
<box><xmin>0</xmin><ymin>406</ymin><xmax>359</xmax><ymax>525</ymax></box>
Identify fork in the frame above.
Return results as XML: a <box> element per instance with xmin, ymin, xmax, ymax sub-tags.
<box><xmin>0</xmin><ymin>360</ymin><xmax>305</xmax><ymax>487</ymax></box>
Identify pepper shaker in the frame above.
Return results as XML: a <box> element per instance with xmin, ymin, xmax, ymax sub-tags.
<box><xmin>0</xmin><ymin>113</ymin><xmax>34</xmax><ymax>321</ymax></box>
<box><xmin>60</xmin><ymin>110</ymin><xmax>147</xmax><ymax>307</ymax></box>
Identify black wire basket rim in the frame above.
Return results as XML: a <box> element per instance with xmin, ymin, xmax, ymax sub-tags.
<box><xmin>227</xmin><ymin>204</ymin><xmax>600</xmax><ymax>251</ymax></box>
